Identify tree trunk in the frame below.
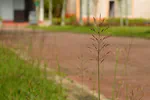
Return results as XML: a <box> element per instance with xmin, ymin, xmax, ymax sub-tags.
<box><xmin>87</xmin><ymin>0</ymin><xmax>90</xmax><ymax>25</ymax></box>
<box><xmin>79</xmin><ymin>0</ymin><xmax>83</xmax><ymax>25</ymax></box>
<box><xmin>119</xmin><ymin>0</ymin><xmax>123</xmax><ymax>26</ymax></box>
<box><xmin>93</xmin><ymin>0</ymin><xmax>99</xmax><ymax>26</ymax></box>
<box><xmin>49</xmin><ymin>0</ymin><xmax>53</xmax><ymax>25</ymax></box>
<box><xmin>39</xmin><ymin>0</ymin><xmax>44</xmax><ymax>22</ymax></box>
<box><xmin>93</xmin><ymin>0</ymin><xmax>98</xmax><ymax>18</ymax></box>
<box><xmin>61</xmin><ymin>0</ymin><xmax>66</xmax><ymax>26</ymax></box>
<box><xmin>125</xmin><ymin>0</ymin><xmax>129</xmax><ymax>26</ymax></box>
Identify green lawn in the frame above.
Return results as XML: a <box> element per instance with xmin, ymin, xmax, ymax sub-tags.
<box><xmin>30</xmin><ymin>25</ymin><xmax>150</xmax><ymax>39</ymax></box>
<box><xmin>0</xmin><ymin>46</ymin><xmax>66</xmax><ymax>100</ymax></box>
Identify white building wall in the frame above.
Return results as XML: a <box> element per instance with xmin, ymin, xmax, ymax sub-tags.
<box><xmin>13</xmin><ymin>0</ymin><xmax>25</xmax><ymax>10</ymax></box>
<box><xmin>0</xmin><ymin>0</ymin><xmax>14</xmax><ymax>21</ymax></box>
<box><xmin>115</xmin><ymin>0</ymin><xmax>132</xmax><ymax>18</ymax></box>
<box><xmin>81</xmin><ymin>0</ymin><xmax>109</xmax><ymax>18</ymax></box>
<box><xmin>0</xmin><ymin>0</ymin><xmax>25</xmax><ymax>21</ymax></box>
<box><xmin>133</xmin><ymin>0</ymin><xmax>150</xmax><ymax>18</ymax></box>
<box><xmin>69</xmin><ymin>0</ymin><xmax>150</xmax><ymax>19</ymax></box>
<box><xmin>82</xmin><ymin>0</ymin><xmax>99</xmax><ymax>18</ymax></box>
<box><xmin>82</xmin><ymin>0</ymin><xmax>88</xmax><ymax>17</ymax></box>
<box><xmin>97</xmin><ymin>0</ymin><xmax>108</xmax><ymax>18</ymax></box>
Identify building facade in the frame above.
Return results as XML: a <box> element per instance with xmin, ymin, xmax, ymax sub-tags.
<box><xmin>66</xmin><ymin>0</ymin><xmax>150</xmax><ymax>22</ymax></box>
<box><xmin>1</xmin><ymin>0</ymin><xmax>150</xmax><ymax>24</ymax></box>
<box><xmin>0</xmin><ymin>0</ymin><xmax>36</xmax><ymax>22</ymax></box>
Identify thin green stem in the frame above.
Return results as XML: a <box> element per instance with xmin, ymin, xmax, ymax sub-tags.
<box><xmin>124</xmin><ymin>39</ymin><xmax>132</xmax><ymax>100</ymax></box>
<box><xmin>56</xmin><ymin>56</ymin><xmax>62</xmax><ymax>94</ymax></box>
<box><xmin>112</xmin><ymin>48</ymin><xmax>119</xmax><ymax>100</ymax></box>
<box><xmin>98</xmin><ymin>40</ymin><xmax>101</xmax><ymax>100</ymax></box>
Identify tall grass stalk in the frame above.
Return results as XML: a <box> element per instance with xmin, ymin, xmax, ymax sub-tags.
<box><xmin>56</xmin><ymin>55</ymin><xmax>63</xmax><ymax>95</ymax></box>
<box><xmin>124</xmin><ymin>38</ymin><xmax>133</xmax><ymax>100</ymax></box>
<box><xmin>90</xmin><ymin>72</ymin><xmax>96</xmax><ymax>100</ymax></box>
<box><xmin>77</xmin><ymin>54</ymin><xmax>88</xmax><ymax>93</ymax></box>
<box><xmin>112</xmin><ymin>48</ymin><xmax>120</xmax><ymax>100</ymax></box>
<box><xmin>90</xmin><ymin>17</ymin><xmax>110</xmax><ymax>100</ymax></box>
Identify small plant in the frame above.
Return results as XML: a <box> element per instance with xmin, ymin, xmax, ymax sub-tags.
<box><xmin>112</xmin><ymin>48</ymin><xmax>124</xmax><ymax>100</ymax></box>
<box><xmin>76</xmin><ymin>53</ymin><xmax>88</xmax><ymax>93</ymax></box>
<box><xmin>123</xmin><ymin>38</ymin><xmax>133</xmax><ymax>100</ymax></box>
<box><xmin>88</xmin><ymin>71</ymin><xmax>97</xmax><ymax>100</ymax></box>
<box><xmin>89</xmin><ymin>16</ymin><xmax>111</xmax><ymax>100</ymax></box>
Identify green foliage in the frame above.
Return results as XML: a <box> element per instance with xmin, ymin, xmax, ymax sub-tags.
<box><xmin>44</xmin><ymin>0</ymin><xmax>63</xmax><ymax>17</ymax></box>
<box><xmin>65</xmin><ymin>16</ymin><xmax>76</xmax><ymax>25</ymax></box>
<box><xmin>0</xmin><ymin>46</ymin><xmax>66</xmax><ymax>100</ymax></box>
<box><xmin>47</xmin><ymin>17</ymin><xmax>76</xmax><ymax>25</ymax></box>
<box><xmin>0</xmin><ymin>17</ymin><xmax>2</xmax><ymax>21</ymax></box>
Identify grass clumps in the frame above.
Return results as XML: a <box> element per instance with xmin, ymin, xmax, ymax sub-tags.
<box><xmin>105</xmin><ymin>18</ymin><xmax>150</xmax><ymax>25</ymax></box>
<box><xmin>29</xmin><ymin>25</ymin><xmax>150</xmax><ymax>39</ymax></box>
<box><xmin>0</xmin><ymin>46</ymin><xmax>66</xmax><ymax>100</ymax></box>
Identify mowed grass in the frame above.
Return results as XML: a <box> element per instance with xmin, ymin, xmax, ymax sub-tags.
<box><xmin>0</xmin><ymin>46</ymin><xmax>66</xmax><ymax>100</ymax></box>
<box><xmin>30</xmin><ymin>25</ymin><xmax>150</xmax><ymax>39</ymax></box>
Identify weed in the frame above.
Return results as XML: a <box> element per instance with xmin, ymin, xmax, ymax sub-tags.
<box><xmin>89</xmin><ymin>16</ymin><xmax>111</xmax><ymax>100</ymax></box>
<box><xmin>112</xmin><ymin>48</ymin><xmax>120</xmax><ymax>100</ymax></box>
<box><xmin>123</xmin><ymin>38</ymin><xmax>133</xmax><ymax>100</ymax></box>
<box><xmin>76</xmin><ymin>53</ymin><xmax>88</xmax><ymax>93</ymax></box>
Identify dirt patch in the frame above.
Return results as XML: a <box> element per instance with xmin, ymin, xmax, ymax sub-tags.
<box><xmin>0</xmin><ymin>30</ymin><xmax>150</xmax><ymax>100</ymax></box>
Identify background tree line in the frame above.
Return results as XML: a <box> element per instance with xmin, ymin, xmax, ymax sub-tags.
<box><xmin>44</xmin><ymin>0</ymin><xmax>63</xmax><ymax>18</ymax></box>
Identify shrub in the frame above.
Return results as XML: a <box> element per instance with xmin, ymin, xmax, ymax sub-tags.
<box><xmin>65</xmin><ymin>16</ymin><xmax>76</xmax><ymax>25</ymax></box>
<box><xmin>52</xmin><ymin>16</ymin><xmax>76</xmax><ymax>25</ymax></box>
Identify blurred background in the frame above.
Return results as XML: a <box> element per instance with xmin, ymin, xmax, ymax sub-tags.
<box><xmin>0</xmin><ymin>0</ymin><xmax>150</xmax><ymax>26</ymax></box>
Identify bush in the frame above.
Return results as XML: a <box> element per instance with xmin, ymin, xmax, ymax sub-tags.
<box><xmin>52</xmin><ymin>16</ymin><xmax>76</xmax><ymax>25</ymax></box>
<box><xmin>52</xmin><ymin>18</ymin><xmax>61</xmax><ymax>25</ymax></box>
<box><xmin>65</xmin><ymin>16</ymin><xmax>76</xmax><ymax>25</ymax></box>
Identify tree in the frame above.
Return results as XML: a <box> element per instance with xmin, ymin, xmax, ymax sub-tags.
<box><xmin>44</xmin><ymin>0</ymin><xmax>63</xmax><ymax>18</ymax></box>
<box><xmin>79</xmin><ymin>0</ymin><xmax>83</xmax><ymax>25</ymax></box>
<box><xmin>61</xmin><ymin>0</ymin><xmax>67</xmax><ymax>26</ymax></box>
<box><xmin>39</xmin><ymin>0</ymin><xmax>44</xmax><ymax>22</ymax></box>
<box><xmin>125</xmin><ymin>0</ymin><xmax>129</xmax><ymax>26</ymax></box>
<box><xmin>49</xmin><ymin>0</ymin><xmax>53</xmax><ymax>25</ymax></box>
<box><xmin>93</xmin><ymin>0</ymin><xmax>99</xmax><ymax>26</ymax></box>
<box><xmin>119</xmin><ymin>0</ymin><xmax>123</xmax><ymax>26</ymax></box>
<box><xmin>93</xmin><ymin>0</ymin><xmax>99</xmax><ymax>18</ymax></box>
<box><xmin>87</xmin><ymin>0</ymin><xmax>90</xmax><ymax>25</ymax></box>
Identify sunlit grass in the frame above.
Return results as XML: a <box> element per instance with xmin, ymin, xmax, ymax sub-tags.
<box><xmin>0</xmin><ymin>46</ymin><xmax>66</xmax><ymax>100</ymax></box>
<box><xmin>29</xmin><ymin>25</ymin><xmax>150</xmax><ymax>39</ymax></box>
